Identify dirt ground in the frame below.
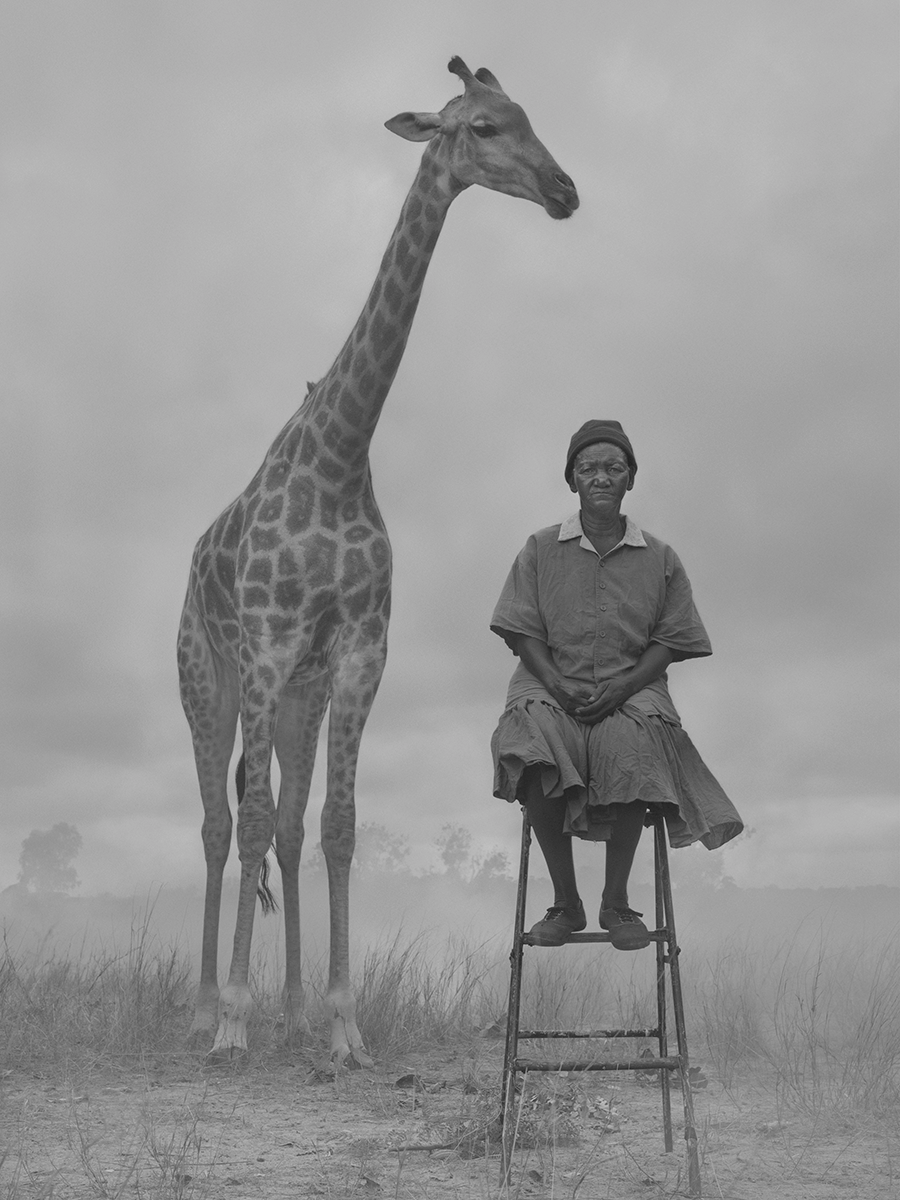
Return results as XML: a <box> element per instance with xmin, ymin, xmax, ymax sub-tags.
<box><xmin>2</xmin><ymin>1038</ymin><xmax>897</xmax><ymax>1200</ymax></box>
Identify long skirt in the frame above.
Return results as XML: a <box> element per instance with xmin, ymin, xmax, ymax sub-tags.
<box><xmin>491</xmin><ymin>698</ymin><xmax>743</xmax><ymax>849</ymax></box>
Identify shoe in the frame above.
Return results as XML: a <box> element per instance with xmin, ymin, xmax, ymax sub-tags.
<box><xmin>599</xmin><ymin>906</ymin><xmax>651</xmax><ymax>951</ymax></box>
<box><xmin>528</xmin><ymin>901</ymin><xmax>587</xmax><ymax>947</ymax></box>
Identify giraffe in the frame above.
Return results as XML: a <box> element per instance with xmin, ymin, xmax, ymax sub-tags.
<box><xmin>177</xmin><ymin>56</ymin><xmax>578</xmax><ymax>1065</ymax></box>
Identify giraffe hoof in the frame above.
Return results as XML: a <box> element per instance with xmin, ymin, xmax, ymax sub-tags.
<box><xmin>205</xmin><ymin>1045</ymin><xmax>250</xmax><ymax>1067</ymax></box>
<box><xmin>330</xmin><ymin>1044</ymin><xmax>374</xmax><ymax>1071</ymax></box>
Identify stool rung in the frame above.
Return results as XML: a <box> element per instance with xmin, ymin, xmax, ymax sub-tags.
<box><xmin>522</xmin><ymin>930</ymin><xmax>667</xmax><ymax>946</ymax></box>
<box><xmin>514</xmin><ymin>1056</ymin><xmax>681</xmax><ymax>1073</ymax></box>
<box><xmin>519</xmin><ymin>1028</ymin><xmax>659</xmax><ymax>1040</ymax></box>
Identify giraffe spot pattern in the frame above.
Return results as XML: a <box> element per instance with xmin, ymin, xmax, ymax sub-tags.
<box><xmin>338</xmin><ymin>388</ymin><xmax>362</xmax><ymax>432</ymax></box>
<box><xmin>249</xmin><ymin>526</ymin><xmax>280</xmax><ymax>552</ymax></box>
<box><xmin>357</xmin><ymin>369</ymin><xmax>377</xmax><ymax>400</ymax></box>
<box><xmin>306</xmin><ymin>589</ymin><xmax>337</xmax><ymax>620</ymax></box>
<box><xmin>246</xmin><ymin>557</ymin><xmax>272</xmax><ymax>585</ymax></box>
<box><xmin>258</xmin><ymin>492</ymin><xmax>284</xmax><ymax>522</ymax></box>
<box><xmin>319</xmin><ymin>492</ymin><xmax>340</xmax><ymax>531</ymax></box>
<box><xmin>299</xmin><ymin>427</ymin><xmax>318</xmax><ymax>465</ymax></box>
<box><xmin>222</xmin><ymin>506</ymin><xmax>243</xmax><ymax>548</ymax></box>
<box><xmin>274</xmin><ymin>577</ymin><xmax>305</xmax><ymax>609</ymax></box>
<box><xmin>384</xmin><ymin>277</ymin><xmax>403</xmax><ymax>316</ymax></box>
<box><xmin>267</xmin><ymin>613</ymin><xmax>299</xmax><ymax>644</ymax></box>
<box><xmin>243</xmin><ymin>585</ymin><xmax>270</xmax><ymax>609</ymax></box>
<box><xmin>362</xmin><ymin>615</ymin><xmax>385</xmax><ymax>642</ymax></box>
<box><xmin>345</xmin><ymin>585</ymin><xmax>373</xmax><ymax>620</ymax></box>
<box><xmin>244</xmin><ymin>493</ymin><xmax>262</xmax><ymax>524</ymax></box>
<box><xmin>394</xmin><ymin>235</ymin><xmax>416</xmax><ymax>279</ymax></box>
<box><xmin>379</xmin><ymin>341</ymin><xmax>405</xmax><ymax>380</ymax></box>
<box><xmin>340</xmin><ymin>547</ymin><xmax>368</xmax><ymax>590</ymax></box>
<box><xmin>318</xmin><ymin>454</ymin><xmax>346</xmax><ymax>485</ymax></box>
<box><xmin>242</xmin><ymin>613</ymin><xmax>263</xmax><ymax>638</ymax></box>
<box><xmin>370</xmin><ymin>312</ymin><xmax>398</xmax><ymax>359</ymax></box>
<box><xmin>257</xmin><ymin>663</ymin><xmax>277</xmax><ymax>688</ymax></box>
<box><xmin>278</xmin><ymin>547</ymin><xmax>298</xmax><ymax>574</ymax></box>
<box><xmin>303</xmin><ymin>534</ymin><xmax>338</xmax><ymax>588</ymax></box>
<box><xmin>215</xmin><ymin>552</ymin><xmax>235</xmax><ymax>592</ymax></box>
<box><xmin>286</xmin><ymin>476</ymin><xmax>316</xmax><ymax>533</ymax></box>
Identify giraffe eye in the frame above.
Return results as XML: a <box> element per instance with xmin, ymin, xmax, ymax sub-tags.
<box><xmin>471</xmin><ymin>122</ymin><xmax>498</xmax><ymax>138</ymax></box>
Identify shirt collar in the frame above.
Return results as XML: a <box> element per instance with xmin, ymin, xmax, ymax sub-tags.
<box><xmin>558</xmin><ymin>511</ymin><xmax>647</xmax><ymax>551</ymax></box>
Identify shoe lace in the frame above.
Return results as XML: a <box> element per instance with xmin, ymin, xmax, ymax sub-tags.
<box><xmin>614</xmin><ymin>907</ymin><xmax>644</xmax><ymax>923</ymax></box>
<box><xmin>545</xmin><ymin>905</ymin><xmax>576</xmax><ymax>920</ymax></box>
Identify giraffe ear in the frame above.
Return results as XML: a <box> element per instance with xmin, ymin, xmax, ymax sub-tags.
<box><xmin>475</xmin><ymin>67</ymin><xmax>507</xmax><ymax>96</ymax></box>
<box><xmin>385</xmin><ymin>111</ymin><xmax>443</xmax><ymax>142</ymax></box>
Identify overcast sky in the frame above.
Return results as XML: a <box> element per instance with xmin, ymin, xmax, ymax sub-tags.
<box><xmin>2</xmin><ymin>1</ymin><xmax>897</xmax><ymax>898</ymax></box>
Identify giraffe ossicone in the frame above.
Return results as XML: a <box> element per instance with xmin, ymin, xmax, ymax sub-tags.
<box><xmin>177</xmin><ymin>57</ymin><xmax>578</xmax><ymax>1065</ymax></box>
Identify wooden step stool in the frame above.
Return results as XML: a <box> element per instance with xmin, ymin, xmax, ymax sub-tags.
<box><xmin>499</xmin><ymin>806</ymin><xmax>702</xmax><ymax>1197</ymax></box>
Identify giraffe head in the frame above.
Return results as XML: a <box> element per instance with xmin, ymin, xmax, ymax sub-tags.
<box><xmin>384</xmin><ymin>56</ymin><xmax>579</xmax><ymax>220</ymax></box>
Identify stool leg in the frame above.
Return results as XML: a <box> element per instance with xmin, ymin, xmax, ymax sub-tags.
<box><xmin>500</xmin><ymin>808</ymin><xmax>531</xmax><ymax>1187</ymax></box>
<box><xmin>655</xmin><ymin>813</ymin><xmax>702</xmax><ymax>1198</ymax></box>
<box><xmin>653</xmin><ymin>814</ymin><xmax>674</xmax><ymax>1151</ymax></box>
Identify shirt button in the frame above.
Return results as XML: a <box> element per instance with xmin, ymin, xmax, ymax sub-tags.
<box><xmin>600</xmin><ymin>605</ymin><xmax>607</xmax><ymax>611</ymax></box>
<box><xmin>599</xmin><ymin>583</ymin><xmax>606</xmax><ymax>590</ymax></box>
<box><xmin>599</xmin><ymin>632</ymin><xmax>606</xmax><ymax>638</ymax></box>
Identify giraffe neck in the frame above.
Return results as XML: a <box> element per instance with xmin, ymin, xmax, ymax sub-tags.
<box><xmin>294</xmin><ymin>142</ymin><xmax>461</xmax><ymax>481</ymax></box>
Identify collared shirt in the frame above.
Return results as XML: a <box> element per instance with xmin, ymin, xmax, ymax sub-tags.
<box><xmin>491</xmin><ymin>512</ymin><xmax>712</xmax><ymax>723</ymax></box>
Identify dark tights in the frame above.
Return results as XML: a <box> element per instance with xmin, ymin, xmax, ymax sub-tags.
<box><xmin>522</xmin><ymin>768</ymin><xmax>647</xmax><ymax>912</ymax></box>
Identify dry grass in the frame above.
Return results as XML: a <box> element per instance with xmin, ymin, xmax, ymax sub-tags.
<box><xmin>0</xmin><ymin>914</ymin><xmax>897</xmax><ymax>1198</ymax></box>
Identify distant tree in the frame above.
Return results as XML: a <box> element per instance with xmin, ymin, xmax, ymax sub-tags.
<box><xmin>18</xmin><ymin>823</ymin><xmax>82</xmax><ymax>894</ymax></box>
<box><xmin>470</xmin><ymin>848</ymin><xmax>512</xmax><ymax>887</ymax></box>
<box><xmin>435</xmin><ymin>823</ymin><xmax>472</xmax><ymax>876</ymax></box>
<box><xmin>352</xmin><ymin>822</ymin><xmax>411</xmax><ymax>875</ymax></box>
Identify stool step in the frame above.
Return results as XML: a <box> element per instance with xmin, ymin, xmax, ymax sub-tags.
<box><xmin>518</xmin><ymin>1027</ymin><xmax>660</xmax><ymax>1040</ymax></box>
<box><xmin>522</xmin><ymin>929</ymin><xmax>667</xmax><ymax>946</ymax></box>
<box><xmin>514</xmin><ymin>1056</ymin><xmax>682</xmax><ymax>1073</ymax></box>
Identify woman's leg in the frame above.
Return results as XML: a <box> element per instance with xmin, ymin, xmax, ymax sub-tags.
<box><xmin>521</xmin><ymin>768</ymin><xmax>580</xmax><ymax>910</ymax></box>
<box><xmin>601</xmin><ymin>800</ymin><xmax>647</xmax><ymax>912</ymax></box>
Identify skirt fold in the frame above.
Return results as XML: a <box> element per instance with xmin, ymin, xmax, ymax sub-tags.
<box><xmin>491</xmin><ymin>699</ymin><xmax>743</xmax><ymax>850</ymax></box>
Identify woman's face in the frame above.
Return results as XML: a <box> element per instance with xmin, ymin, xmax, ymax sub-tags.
<box><xmin>570</xmin><ymin>442</ymin><xmax>633</xmax><ymax>515</ymax></box>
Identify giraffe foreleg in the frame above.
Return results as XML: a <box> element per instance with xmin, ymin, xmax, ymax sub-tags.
<box><xmin>273</xmin><ymin>676</ymin><xmax>330</xmax><ymax>1044</ymax></box>
<box><xmin>321</xmin><ymin>647</ymin><xmax>385</xmax><ymax>1069</ymax></box>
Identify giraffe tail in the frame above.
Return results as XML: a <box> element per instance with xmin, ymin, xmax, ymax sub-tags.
<box><xmin>235</xmin><ymin>754</ymin><xmax>279</xmax><ymax>916</ymax></box>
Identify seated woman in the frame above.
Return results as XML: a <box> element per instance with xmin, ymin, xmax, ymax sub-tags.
<box><xmin>490</xmin><ymin>420</ymin><xmax>743</xmax><ymax>949</ymax></box>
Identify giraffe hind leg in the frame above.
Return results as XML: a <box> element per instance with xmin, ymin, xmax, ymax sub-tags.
<box><xmin>178</xmin><ymin>608</ymin><xmax>240</xmax><ymax>1048</ymax></box>
<box><xmin>235</xmin><ymin>753</ymin><xmax>278</xmax><ymax>915</ymax></box>
<box><xmin>273</xmin><ymin>676</ymin><xmax>331</xmax><ymax>1044</ymax></box>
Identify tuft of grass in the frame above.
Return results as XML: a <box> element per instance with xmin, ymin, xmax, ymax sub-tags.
<box><xmin>349</xmin><ymin>930</ymin><xmax>502</xmax><ymax>1058</ymax></box>
<box><xmin>763</xmin><ymin>933</ymin><xmax>900</xmax><ymax>1118</ymax></box>
<box><xmin>0</xmin><ymin>903</ymin><xmax>193</xmax><ymax>1072</ymax></box>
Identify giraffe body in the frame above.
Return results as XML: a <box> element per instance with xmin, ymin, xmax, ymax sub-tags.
<box><xmin>178</xmin><ymin>57</ymin><xmax>578</xmax><ymax>1063</ymax></box>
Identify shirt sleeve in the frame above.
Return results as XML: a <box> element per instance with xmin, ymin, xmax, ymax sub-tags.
<box><xmin>490</xmin><ymin>535</ymin><xmax>548</xmax><ymax>651</ymax></box>
<box><xmin>648</xmin><ymin>549</ymin><xmax>712</xmax><ymax>661</ymax></box>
